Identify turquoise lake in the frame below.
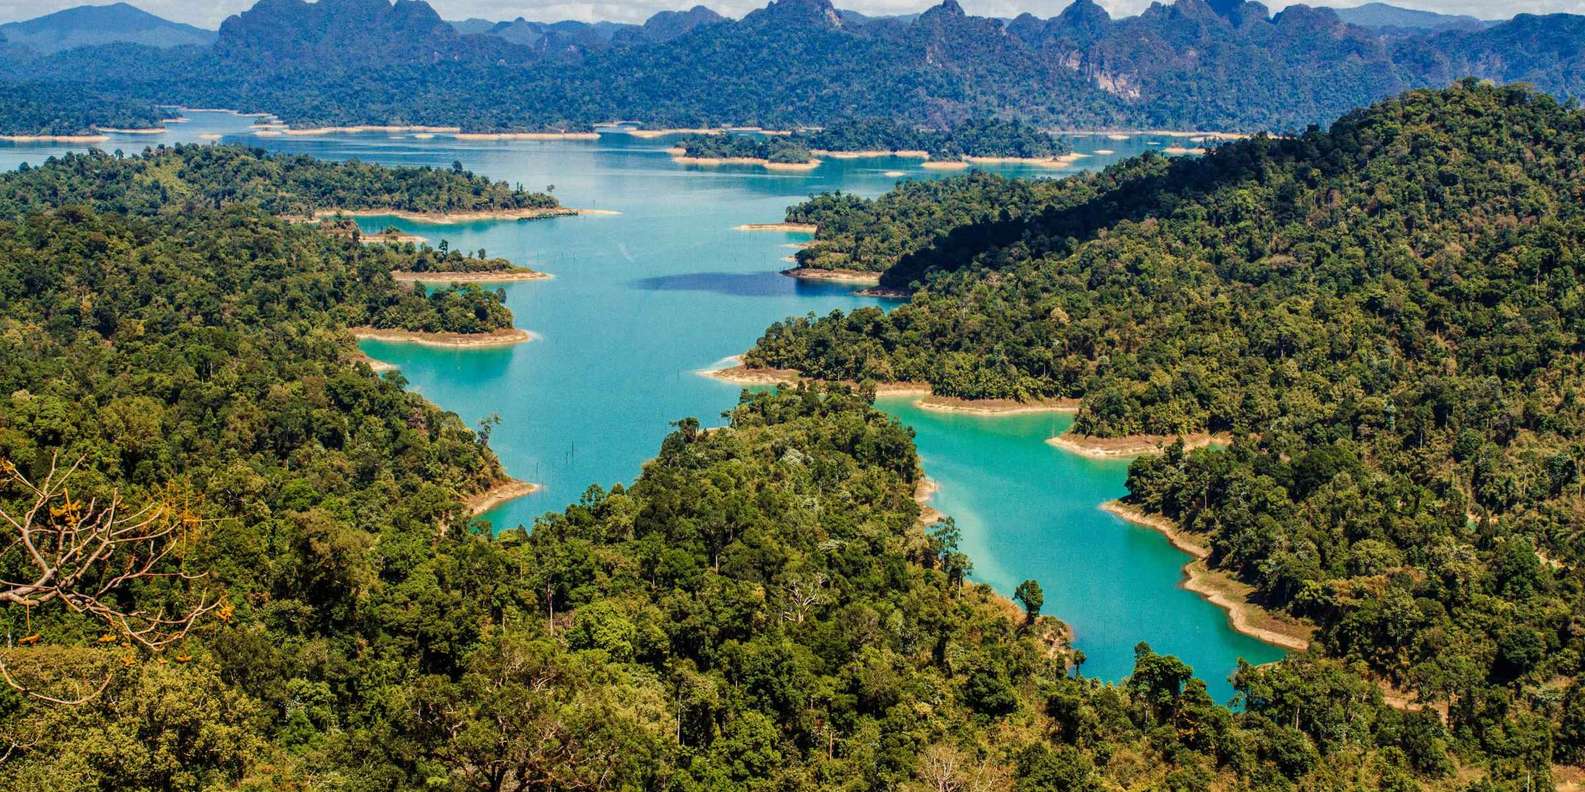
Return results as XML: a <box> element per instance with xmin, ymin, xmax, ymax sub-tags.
<box><xmin>2</xmin><ymin>112</ymin><xmax>1283</xmax><ymax>699</ymax></box>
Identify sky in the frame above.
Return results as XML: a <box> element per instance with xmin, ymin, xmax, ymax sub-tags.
<box><xmin>0</xmin><ymin>0</ymin><xmax>1578</xmax><ymax>29</ymax></box>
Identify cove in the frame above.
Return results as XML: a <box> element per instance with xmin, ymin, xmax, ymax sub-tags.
<box><xmin>2</xmin><ymin>112</ymin><xmax>1283</xmax><ymax>701</ymax></box>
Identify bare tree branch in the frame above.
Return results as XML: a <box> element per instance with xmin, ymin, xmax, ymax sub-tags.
<box><xmin>0</xmin><ymin>453</ymin><xmax>216</xmax><ymax>704</ymax></box>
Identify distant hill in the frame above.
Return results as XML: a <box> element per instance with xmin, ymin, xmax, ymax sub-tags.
<box><xmin>1331</xmin><ymin>2</ymin><xmax>1488</xmax><ymax>32</ymax></box>
<box><xmin>0</xmin><ymin>2</ymin><xmax>215</xmax><ymax>54</ymax></box>
<box><xmin>0</xmin><ymin>0</ymin><xmax>1582</xmax><ymax>134</ymax></box>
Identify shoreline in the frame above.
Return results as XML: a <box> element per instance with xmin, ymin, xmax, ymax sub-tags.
<box><xmin>1048</xmin><ymin>430</ymin><xmax>1221</xmax><ymax>459</ymax></box>
<box><xmin>736</xmin><ymin>222</ymin><xmax>817</xmax><ymax>233</ymax></box>
<box><xmin>1101</xmin><ymin>501</ymin><xmax>1312</xmax><ymax>652</ymax></box>
<box><xmin>916</xmin><ymin>395</ymin><xmax>1079</xmax><ymax>415</ymax></box>
<box><xmin>671</xmin><ymin>155</ymin><xmax>821</xmax><ymax>171</ymax></box>
<box><xmin>965</xmin><ymin>152</ymin><xmax>1089</xmax><ymax>168</ymax></box>
<box><xmin>311</xmin><ymin>207</ymin><xmax>595</xmax><ymax>224</ymax></box>
<box><xmin>284</xmin><ymin>124</ymin><xmax>463</xmax><ymax>136</ymax></box>
<box><xmin>466</xmin><ymin>479</ymin><xmax>542</xmax><ymax>517</ymax></box>
<box><xmin>780</xmin><ymin>267</ymin><xmax>881</xmax><ymax>285</ymax></box>
<box><xmin>1</xmin><ymin>133</ymin><xmax>109</xmax><ymax>143</ymax></box>
<box><xmin>812</xmin><ymin>149</ymin><xmax>931</xmax><ymax>160</ymax></box>
<box><xmin>362</xmin><ymin>230</ymin><xmax>427</xmax><ymax>245</ymax></box>
<box><xmin>921</xmin><ymin>160</ymin><xmax>969</xmax><ymax>170</ymax></box>
<box><xmin>453</xmin><ymin>131</ymin><xmax>599</xmax><ymax>141</ymax></box>
<box><xmin>702</xmin><ymin>362</ymin><xmax>1074</xmax><ymax>414</ymax></box>
<box><xmin>1053</xmin><ymin>128</ymin><xmax>1251</xmax><ymax>141</ymax></box>
<box><xmin>350</xmin><ymin>326</ymin><xmax>536</xmax><ymax>348</ymax></box>
<box><xmin>390</xmin><ymin>269</ymin><xmax>550</xmax><ymax>284</ymax></box>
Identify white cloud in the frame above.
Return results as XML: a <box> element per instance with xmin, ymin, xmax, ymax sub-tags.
<box><xmin>0</xmin><ymin>0</ymin><xmax>1579</xmax><ymax>30</ymax></box>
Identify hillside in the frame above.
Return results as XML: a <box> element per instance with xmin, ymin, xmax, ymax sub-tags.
<box><xmin>0</xmin><ymin>0</ymin><xmax>1582</xmax><ymax>133</ymax></box>
<box><xmin>0</xmin><ymin>3</ymin><xmax>215</xmax><ymax>54</ymax></box>
<box><xmin>747</xmin><ymin>86</ymin><xmax>1585</xmax><ymax>777</ymax></box>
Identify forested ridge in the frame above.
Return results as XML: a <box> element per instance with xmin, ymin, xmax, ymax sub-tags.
<box><xmin>0</xmin><ymin>144</ymin><xmax>559</xmax><ymax>218</ymax></box>
<box><xmin>3</xmin><ymin>0</ymin><xmax>1585</xmax><ymax>135</ymax></box>
<box><xmin>0</xmin><ymin>82</ymin><xmax>164</xmax><ymax>136</ymax></box>
<box><xmin>748</xmin><ymin>81</ymin><xmax>1585</xmax><ymax>782</ymax></box>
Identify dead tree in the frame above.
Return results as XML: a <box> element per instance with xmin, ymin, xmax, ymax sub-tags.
<box><xmin>0</xmin><ymin>454</ymin><xmax>216</xmax><ymax>704</ymax></box>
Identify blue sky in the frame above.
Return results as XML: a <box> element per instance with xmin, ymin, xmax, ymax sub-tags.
<box><xmin>0</xmin><ymin>0</ymin><xmax>1572</xmax><ymax>29</ymax></box>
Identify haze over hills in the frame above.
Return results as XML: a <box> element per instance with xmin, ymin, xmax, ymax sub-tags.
<box><xmin>0</xmin><ymin>2</ymin><xmax>215</xmax><ymax>54</ymax></box>
<box><xmin>0</xmin><ymin>0</ymin><xmax>1580</xmax><ymax>133</ymax></box>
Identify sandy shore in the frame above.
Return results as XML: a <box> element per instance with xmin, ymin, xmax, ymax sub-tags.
<box><xmin>95</xmin><ymin>127</ymin><xmax>167</xmax><ymax>134</ymax></box>
<box><xmin>703</xmin><ymin>361</ymin><xmax>1082</xmax><ymax>413</ymax></box>
<box><xmin>962</xmin><ymin>152</ymin><xmax>1088</xmax><ymax>168</ymax></box>
<box><xmin>671</xmin><ymin>155</ymin><xmax>821</xmax><ymax>171</ymax></box>
<box><xmin>1048</xmin><ymin>431</ymin><xmax>1221</xmax><ymax>459</ymax></box>
<box><xmin>1102</xmin><ymin>501</ymin><xmax>1313</xmax><ymax>651</ymax></box>
<box><xmin>921</xmin><ymin>160</ymin><xmax>969</xmax><ymax>171</ymax></box>
<box><xmin>465</xmin><ymin>479</ymin><xmax>542</xmax><ymax>516</ymax></box>
<box><xmin>198</xmin><ymin>133</ymin><xmax>224</xmax><ymax>141</ymax></box>
<box><xmin>737</xmin><ymin>222</ymin><xmax>817</xmax><ymax>233</ymax></box>
<box><xmin>0</xmin><ymin>133</ymin><xmax>109</xmax><ymax>142</ymax></box>
<box><xmin>359</xmin><ymin>228</ymin><xmax>427</xmax><ymax>244</ymax></box>
<box><xmin>916</xmin><ymin>395</ymin><xmax>1079</xmax><ymax>415</ymax></box>
<box><xmin>350</xmin><ymin>326</ymin><xmax>536</xmax><ymax>348</ymax></box>
<box><xmin>285</xmin><ymin>124</ymin><xmax>463</xmax><ymax>136</ymax></box>
<box><xmin>357</xmin><ymin>354</ymin><xmax>398</xmax><ymax>373</ymax></box>
<box><xmin>615</xmin><ymin>127</ymin><xmax>723</xmax><ymax>138</ymax></box>
<box><xmin>390</xmin><ymin>269</ymin><xmax>550</xmax><ymax>284</ymax></box>
<box><xmin>780</xmin><ymin>267</ymin><xmax>881</xmax><ymax>285</ymax></box>
<box><xmin>453</xmin><ymin>131</ymin><xmax>599</xmax><ymax>141</ymax></box>
<box><xmin>312</xmin><ymin>207</ymin><xmax>579</xmax><ymax>224</ymax></box>
<box><xmin>812</xmin><ymin>149</ymin><xmax>931</xmax><ymax>160</ymax></box>
<box><xmin>1061</xmin><ymin>129</ymin><xmax>1249</xmax><ymax>141</ymax></box>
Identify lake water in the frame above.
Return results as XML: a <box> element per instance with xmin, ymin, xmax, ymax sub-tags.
<box><xmin>2</xmin><ymin>112</ymin><xmax>1283</xmax><ymax>699</ymax></box>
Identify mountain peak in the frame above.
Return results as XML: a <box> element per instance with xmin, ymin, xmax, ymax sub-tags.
<box><xmin>746</xmin><ymin>0</ymin><xmax>843</xmax><ymax>29</ymax></box>
<box><xmin>0</xmin><ymin>2</ymin><xmax>216</xmax><ymax>54</ymax></box>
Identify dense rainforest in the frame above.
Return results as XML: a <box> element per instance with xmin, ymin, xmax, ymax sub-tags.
<box><xmin>0</xmin><ymin>82</ymin><xmax>165</xmax><ymax>136</ymax></box>
<box><xmin>2</xmin><ymin>0</ymin><xmax>1585</xmax><ymax>135</ymax></box>
<box><xmin>0</xmin><ymin>143</ymin><xmax>559</xmax><ymax>218</ymax></box>
<box><xmin>748</xmin><ymin>81</ymin><xmax>1585</xmax><ymax>783</ymax></box>
<box><xmin>675</xmin><ymin>133</ymin><xmax>815</xmax><ymax>164</ymax></box>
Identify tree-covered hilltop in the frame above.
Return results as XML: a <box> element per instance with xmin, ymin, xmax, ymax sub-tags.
<box><xmin>801</xmin><ymin>117</ymin><xmax>1069</xmax><ymax>160</ymax></box>
<box><xmin>0</xmin><ymin>82</ymin><xmax>163</xmax><ymax>136</ymax></box>
<box><xmin>0</xmin><ymin>144</ymin><xmax>560</xmax><ymax>218</ymax></box>
<box><xmin>784</xmin><ymin>171</ymin><xmax>1098</xmax><ymax>273</ymax></box>
<box><xmin>675</xmin><ymin>132</ymin><xmax>815</xmax><ymax>164</ymax></box>
<box><xmin>747</xmin><ymin>81</ymin><xmax>1585</xmax><ymax>771</ymax></box>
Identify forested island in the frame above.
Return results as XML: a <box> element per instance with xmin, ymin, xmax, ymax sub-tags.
<box><xmin>673</xmin><ymin>133</ymin><xmax>818</xmax><ymax>168</ymax></box>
